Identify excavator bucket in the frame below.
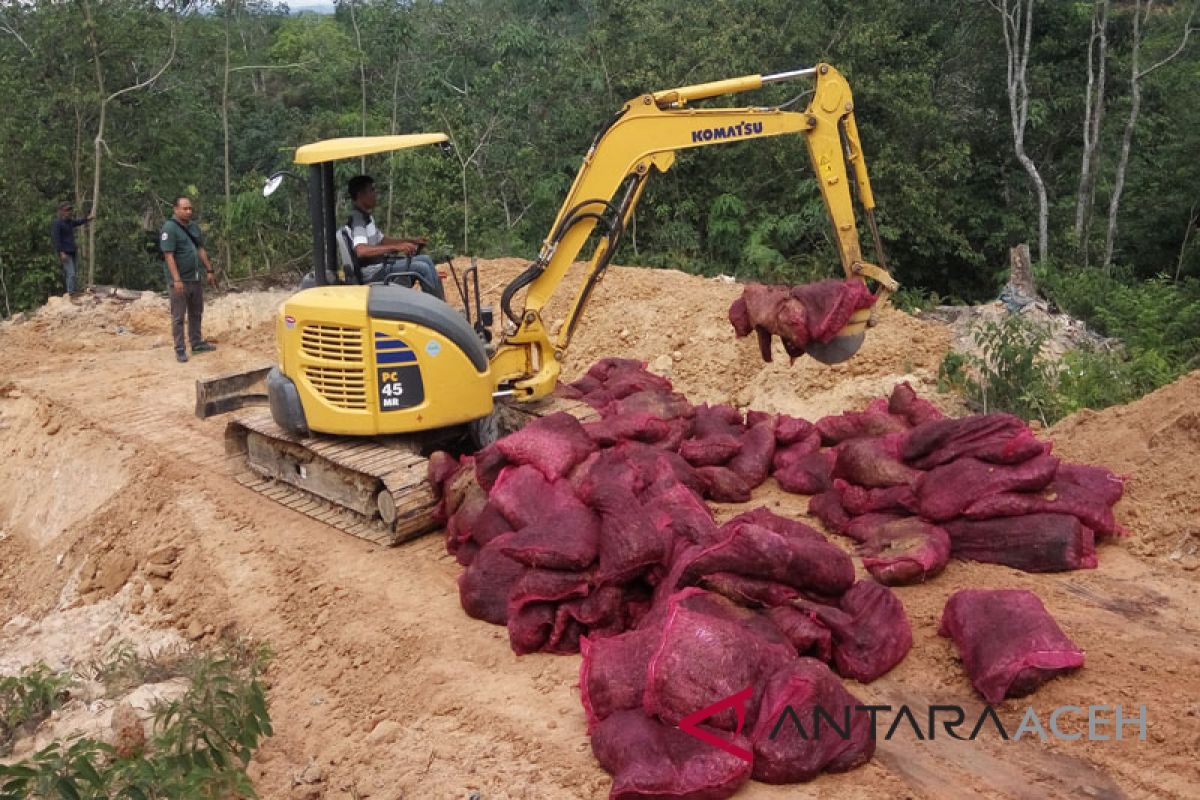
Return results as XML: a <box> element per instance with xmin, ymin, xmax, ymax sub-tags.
<box><xmin>806</xmin><ymin>307</ymin><xmax>871</xmax><ymax>365</ymax></box>
<box><xmin>194</xmin><ymin>365</ymin><xmax>273</xmax><ymax>419</ymax></box>
<box><xmin>806</xmin><ymin>331</ymin><xmax>865</xmax><ymax>365</ymax></box>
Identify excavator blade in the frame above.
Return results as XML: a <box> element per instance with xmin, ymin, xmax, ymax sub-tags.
<box><xmin>194</xmin><ymin>365</ymin><xmax>273</xmax><ymax>419</ymax></box>
<box><xmin>805</xmin><ymin>331</ymin><xmax>865</xmax><ymax>365</ymax></box>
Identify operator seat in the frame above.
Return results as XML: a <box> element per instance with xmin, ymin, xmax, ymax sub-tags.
<box><xmin>337</xmin><ymin>224</ymin><xmax>428</xmax><ymax>291</ymax></box>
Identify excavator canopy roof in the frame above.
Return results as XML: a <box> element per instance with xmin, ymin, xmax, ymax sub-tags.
<box><xmin>293</xmin><ymin>133</ymin><xmax>449</xmax><ymax>165</ymax></box>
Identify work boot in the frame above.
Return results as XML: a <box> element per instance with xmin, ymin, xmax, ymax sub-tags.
<box><xmin>191</xmin><ymin>341</ymin><xmax>216</xmax><ymax>353</ymax></box>
<box><xmin>175</xmin><ymin>349</ymin><xmax>188</xmax><ymax>363</ymax></box>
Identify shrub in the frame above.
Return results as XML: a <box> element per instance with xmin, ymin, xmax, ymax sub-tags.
<box><xmin>0</xmin><ymin>665</ymin><xmax>72</xmax><ymax>756</ymax></box>
<box><xmin>0</xmin><ymin>642</ymin><xmax>273</xmax><ymax>800</ymax></box>
<box><xmin>939</xmin><ymin>315</ymin><xmax>1064</xmax><ymax>424</ymax></box>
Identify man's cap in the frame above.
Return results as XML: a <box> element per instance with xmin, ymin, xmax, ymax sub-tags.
<box><xmin>58</xmin><ymin>202</ymin><xmax>73</xmax><ymax>210</ymax></box>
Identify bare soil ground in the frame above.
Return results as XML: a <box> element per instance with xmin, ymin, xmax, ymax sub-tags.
<box><xmin>1</xmin><ymin>259</ymin><xmax>1197</xmax><ymax>799</ymax></box>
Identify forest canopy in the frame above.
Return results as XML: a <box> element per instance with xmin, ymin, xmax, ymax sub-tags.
<box><xmin>0</xmin><ymin>0</ymin><xmax>1197</xmax><ymax>315</ymax></box>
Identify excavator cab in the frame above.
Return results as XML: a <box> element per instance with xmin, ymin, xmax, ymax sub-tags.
<box><xmin>260</xmin><ymin>135</ymin><xmax>499</xmax><ymax>441</ymax></box>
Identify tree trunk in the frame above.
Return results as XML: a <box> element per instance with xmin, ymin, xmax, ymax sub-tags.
<box><xmin>1177</xmin><ymin>203</ymin><xmax>1198</xmax><ymax>282</ymax></box>
<box><xmin>386</xmin><ymin>60</ymin><xmax>401</xmax><ymax>229</ymax></box>
<box><xmin>80</xmin><ymin>0</ymin><xmax>176</xmax><ymax>288</ymax></box>
<box><xmin>460</xmin><ymin>159</ymin><xmax>470</xmax><ymax>255</ymax></box>
<box><xmin>1074</xmin><ymin>0</ymin><xmax>1109</xmax><ymax>264</ymax></box>
<box><xmin>72</xmin><ymin>74</ymin><xmax>84</xmax><ymax>212</ymax></box>
<box><xmin>82</xmin><ymin>0</ymin><xmax>105</xmax><ymax>288</ymax></box>
<box><xmin>0</xmin><ymin>255</ymin><xmax>11</xmax><ymax>318</ymax></box>
<box><xmin>1103</xmin><ymin>0</ymin><xmax>1196</xmax><ymax>272</ymax></box>
<box><xmin>990</xmin><ymin>0</ymin><xmax>1050</xmax><ymax>264</ymax></box>
<box><xmin>221</xmin><ymin>1</ymin><xmax>234</xmax><ymax>278</ymax></box>
<box><xmin>1103</xmin><ymin>73</ymin><xmax>1139</xmax><ymax>273</ymax></box>
<box><xmin>348</xmin><ymin>0</ymin><xmax>367</xmax><ymax>170</ymax></box>
<box><xmin>1009</xmin><ymin>242</ymin><xmax>1036</xmax><ymax>296</ymax></box>
<box><xmin>1017</xmin><ymin>152</ymin><xmax>1049</xmax><ymax>267</ymax></box>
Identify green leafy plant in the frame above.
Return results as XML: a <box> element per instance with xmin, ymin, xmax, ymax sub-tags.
<box><xmin>974</xmin><ymin>315</ymin><xmax>1061</xmax><ymax>423</ymax></box>
<box><xmin>0</xmin><ymin>665</ymin><xmax>73</xmax><ymax>756</ymax></box>
<box><xmin>1053</xmin><ymin>346</ymin><xmax>1175</xmax><ymax>417</ymax></box>
<box><xmin>0</xmin><ymin>643</ymin><xmax>273</xmax><ymax>800</ymax></box>
<box><xmin>891</xmin><ymin>286</ymin><xmax>941</xmax><ymax>314</ymax></box>
<box><xmin>937</xmin><ymin>350</ymin><xmax>969</xmax><ymax>394</ymax></box>
<box><xmin>937</xmin><ymin>315</ymin><xmax>1065</xmax><ymax>424</ymax></box>
<box><xmin>706</xmin><ymin>193</ymin><xmax>746</xmax><ymax>265</ymax></box>
<box><xmin>84</xmin><ymin>642</ymin><xmax>191</xmax><ymax>700</ymax></box>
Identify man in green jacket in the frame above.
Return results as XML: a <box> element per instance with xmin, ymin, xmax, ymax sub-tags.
<box><xmin>160</xmin><ymin>196</ymin><xmax>218</xmax><ymax>363</ymax></box>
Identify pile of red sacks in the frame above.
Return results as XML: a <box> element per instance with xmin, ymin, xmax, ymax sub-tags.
<box><xmin>802</xmin><ymin>382</ymin><xmax>1126</xmax><ymax>582</ymax></box>
<box><xmin>429</xmin><ymin>359</ymin><xmax>913</xmax><ymax>794</ymax></box>
<box><xmin>429</xmin><ymin>358</ymin><xmax>1121</xmax><ymax>797</ymax></box>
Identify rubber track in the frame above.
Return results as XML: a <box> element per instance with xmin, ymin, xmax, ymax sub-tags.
<box><xmin>227</xmin><ymin>396</ymin><xmax>599</xmax><ymax>546</ymax></box>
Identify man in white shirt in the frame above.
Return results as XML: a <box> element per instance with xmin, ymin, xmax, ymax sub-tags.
<box><xmin>346</xmin><ymin>174</ymin><xmax>444</xmax><ymax>300</ymax></box>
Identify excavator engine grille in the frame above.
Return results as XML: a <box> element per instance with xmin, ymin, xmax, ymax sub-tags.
<box><xmin>301</xmin><ymin>324</ymin><xmax>365</xmax><ymax>363</ymax></box>
<box><xmin>302</xmin><ymin>366</ymin><xmax>368</xmax><ymax>410</ymax></box>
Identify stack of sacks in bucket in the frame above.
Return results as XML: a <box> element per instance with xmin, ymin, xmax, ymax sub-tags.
<box><xmin>728</xmin><ymin>278</ymin><xmax>877</xmax><ymax>363</ymax></box>
<box><xmin>790</xmin><ymin>381</ymin><xmax>1127</xmax><ymax>584</ymax></box>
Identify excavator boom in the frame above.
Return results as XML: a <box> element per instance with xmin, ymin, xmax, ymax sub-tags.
<box><xmin>490</xmin><ymin>63</ymin><xmax>897</xmax><ymax>396</ymax></box>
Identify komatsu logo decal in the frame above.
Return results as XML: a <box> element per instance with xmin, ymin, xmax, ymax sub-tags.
<box><xmin>691</xmin><ymin>121</ymin><xmax>764</xmax><ymax>143</ymax></box>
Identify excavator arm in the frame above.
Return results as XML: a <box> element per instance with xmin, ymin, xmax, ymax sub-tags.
<box><xmin>489</xmin><ymin>63</ymin><xmax>898</xmax><ymax>399</ymax></box>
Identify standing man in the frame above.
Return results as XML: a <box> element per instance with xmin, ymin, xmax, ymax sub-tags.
<box><xmin>160</xmin><ymin>196</ymin><xmax>218</xmax><ymax>363</ymax></box>
<box><xmin>49</xmin><ymin>202</ymin><xmax>93</xmax><ymax>295</ymax></box>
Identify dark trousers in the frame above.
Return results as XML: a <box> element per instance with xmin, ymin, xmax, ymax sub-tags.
<box><xmin>170</xmin><ymin>281</ymin><xmax>204</xmax><ymax>352</ymax></box>
<box><xmin>61</xmin><ymin>254</ymin><xmax>77</xmax><ymax>294</ymax></box>
<box><xmin>365</xmin><ymin>254</ymin><xmax>445</xmax><ymax>300</ymax></box>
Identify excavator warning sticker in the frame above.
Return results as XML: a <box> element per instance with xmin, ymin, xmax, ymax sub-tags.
<box><xmin>374</xmin><ymin>333</ymin><xmax>424</xmax><ymax>410</ymax></box>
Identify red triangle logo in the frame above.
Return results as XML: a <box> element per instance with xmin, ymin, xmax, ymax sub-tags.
<box><xmin>677</xmin><ymin>685</ymin><xmax>754</xmax><ymax>762</ymax></box>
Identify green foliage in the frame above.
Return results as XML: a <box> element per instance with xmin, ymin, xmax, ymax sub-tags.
<box><xmin>1037</xmin><ymin>265</ymin><xmax>1200</xmax><ymax>372</ymax></box>
<box><xmin>948</xmin><ymin>315</ymin><xmax>1065</xmax><ymax>424</ymax></box>
<box><xmin>937</xmin><ymin>349</ymin><xmax>970</xmax><ymax>395</ymax></box>
<box><xmin>0</xmin><ymin>0</ymin><xmax>1197</xmax><ymax>321</ymax></box>
<box><xmin>706</xmin><ymin>193</ymin><xmax>746</xmax><ymax>265</ymax></box>
<box><xmin>84</xmin><ymin>642</ymin><xmax>188</xmax><ymax>700</ymax></box>
<box><xmin>1053</xmin><ymin>346</ymin><xmax>1175</xmax><ymax>416</ymax></box>
<box><xmin>890</xmin><ymin>285</ymin><xmax>941</xmax><ymax>313</ymax></box>
<box><xmin>938</xmin><ymin>291</ymin><xmax>1194</xmax><ymax>424</ymax></box>
<box><xmin>0</xmin><ymin>664</ymin><xmax>72</xmax><ymax>755</ymax></box>
<box><xmin>0</xmin><ymin>644</ymin><xmax>272</xmax><ymax>800</ymax></box>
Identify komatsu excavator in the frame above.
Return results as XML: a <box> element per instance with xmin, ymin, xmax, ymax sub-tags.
<box><xmin>196</xmin><ymin>63</ymin><xmax>898</xmax><ymax>544</ymax></box>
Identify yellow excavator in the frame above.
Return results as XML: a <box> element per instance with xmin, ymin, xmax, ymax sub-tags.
<box><xmin>197</xmin><ymin>63</ymin><xmax>898</xmax><ymax>544</ymax></box>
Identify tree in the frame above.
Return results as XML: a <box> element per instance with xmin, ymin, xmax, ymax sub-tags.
<box><xmin>1103</xmin><ymin>0</ymin><xmax>1198</xmax><ymax>272</ymax></box>
<box><xmin>1074</xmin><ymin>0</ymin><xmax>1109</xmax><ymax>265</ymax></box>
<box><xmin>987</xmin><ymin>0</ymin><xmax>1050</xmax><ymax>264</ymax></box>
<box><xmin>220</xmin><ymin>0</ymin><xmax>309</xmax><ymax>278</ymax></box>
<box><xmin>79</xmin><ymin>0</ymin><xmax>177</xmax><ymax>287</ymax></box>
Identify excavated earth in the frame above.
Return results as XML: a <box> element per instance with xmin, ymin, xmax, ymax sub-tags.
<box><xmin>1</xmin><ymin>258</ymin><xmax>1198</xmax><ymax>799</ymax></box>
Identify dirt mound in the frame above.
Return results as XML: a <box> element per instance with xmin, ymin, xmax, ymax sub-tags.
<box><xmin>502</xmin><ymin>261</ymin><xmax>957</xmax><ymax>420</ymax></box>
<box><xmin>2</xmin><ymin>259</ymin><xmax>1198</xmax><ymax>799</ymax></box>
<box><xmin>1049</xmin><ymin>369</ymin><xmax>1200</xmax><ymax>566</ymax></box>
<box><xmin>2</xmin><ymin>288</ymin><xmax>286</xmax><ymax>359</ymax></box>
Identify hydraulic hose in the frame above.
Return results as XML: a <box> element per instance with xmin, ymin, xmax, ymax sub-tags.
<box><xmin>500</xmin><ymin>199</ymin><xmax>619</xmax><ymax>326</ymax></box>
